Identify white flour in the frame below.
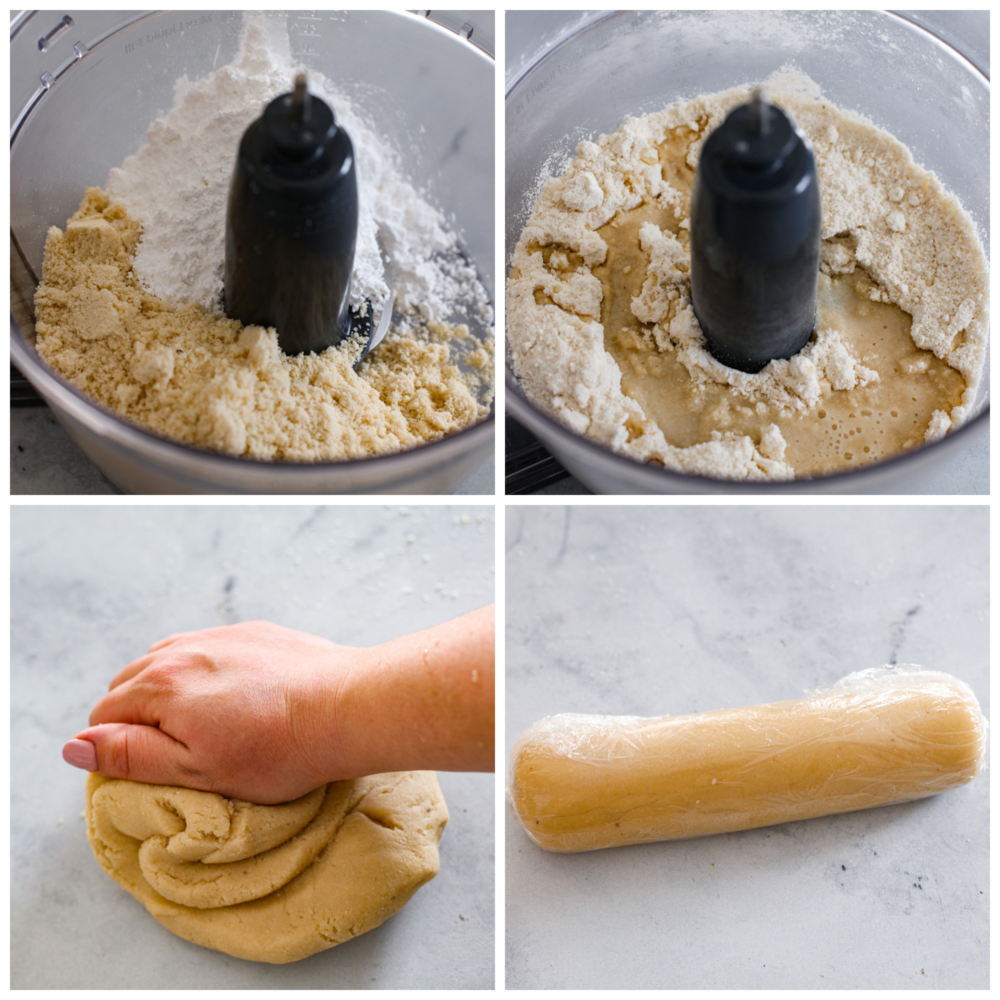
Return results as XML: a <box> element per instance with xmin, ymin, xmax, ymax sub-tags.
<box><xmin>106</xmin><ymin>15</ymin><xmax>489</xmax><ymax>331</ymax></box>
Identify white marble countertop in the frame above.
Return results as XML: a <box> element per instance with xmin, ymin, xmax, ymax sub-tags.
<box><xmin>505</xmin><ymin>506</ymin><xmax>988</xmax><ymax>989</ymax></box>
<box><xmin>12</xmin><ymin>504</ymin><xmax>495</xmax><ymax>988</ymax></box>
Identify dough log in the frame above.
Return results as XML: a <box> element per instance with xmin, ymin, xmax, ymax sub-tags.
<box><xmin>509</xmin><ymin>667</ymin><xmax>986</xmax><ymax>853</ymax></box>
<box><xmin>85</xmin><ymin>771</ymin><xmax>448</xmax><ymax>963</ymax></box>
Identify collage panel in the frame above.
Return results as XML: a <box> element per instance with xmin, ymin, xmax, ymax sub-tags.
<box><xmin>12</xmin><ymin>10</ymin><xmax>495</xmax><ymax>496</ymax></box>
<box><xmin>12</xmin><ymin>504</ymin><xmax>495</xmax><ymax>987</ymax></box>
<box><xmin>505</xmin><ymin>505</ymin><xmax>988</xmax><ymax>988</ymax></box>
<box><xmin>8</xmin><ymin>6</ymin><xmax>993</xmax><ymax>995</ymax></box>
<box><xmin>504</xmin><ymin>11</ymin><xmax>988</xmax><ymax>495</ymax></box>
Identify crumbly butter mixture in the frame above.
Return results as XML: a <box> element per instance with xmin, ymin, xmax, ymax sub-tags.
<box><xmin>507</xmin><ymin>73</ymin><xmax>988</xmax><ymax>481</ymax></box>
<box><xmin>35</xmin><ymin>190</ymin><xmax>492</xmax><ymax>461</ymax></box>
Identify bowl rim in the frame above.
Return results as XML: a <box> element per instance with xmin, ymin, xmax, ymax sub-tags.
<box><xmin>505</xmin><ymin>370</ymin><xmax>987</xmax><ymax>494</ymax></box>
<box><xmin>504</xmin><ymin>10</ymin><xmax>990</xmax><ymax>98</ymax></box>
<box><xmin>11</xmin><ymin>325</ymin><xmax>495</xmax><ymax>480</ymax></box>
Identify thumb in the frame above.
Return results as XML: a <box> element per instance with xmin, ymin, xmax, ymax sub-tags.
<box><xmin>63</xmin><ymin>724</ymin><xmax>196</xmax><ymax>788</ymax></box>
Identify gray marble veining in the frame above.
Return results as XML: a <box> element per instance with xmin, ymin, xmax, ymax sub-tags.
<box><xmin>12</xmin><ymin>504</ymin><xmax>495</xmax><ymax>989</ymax></box>
<box><xmin>505</xmin><ymin>505</ymin><xmax>988</xmax><ymax>989</ymax></box>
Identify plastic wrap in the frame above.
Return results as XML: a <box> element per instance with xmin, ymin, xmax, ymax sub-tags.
<box><xmin>508</xmin><ymin>666</ymin><xmax>987</xmax><ymax>853</ymax></box>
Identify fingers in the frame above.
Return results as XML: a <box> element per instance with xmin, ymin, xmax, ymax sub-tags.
<box><xmin>106</xmin><ymin>630</ymin><xmax>196</xmax><ymax>689</ymax></box>
<box><xmin>107</xmin><ymin>653</ymin><xmax>156</xmax><ymax>692</ymax></box>
<box><xmin>63</xmin><ymin>738</ymin><xmax>98</xmax><ymax>771</ymax></box>
<box><xmin>108</xmin><ymin>629</ymin><xmax>205</xmax><ymax>691</ymax></box>
<box><xmin>64</xmin><ymin>723</ymin><xmax>201</xmax><ymax>789</ymax></box>
<box><xmin>89</xmin><ymin>676</ymin><xmax>164</xmax><ymax>728</ymax></box>
<box><xmin>146</xmin><ymin>630</ymin><xmax>197</xmax><ymax>654</ymax></box>
<box><xmin>129</xmin><ymin>623</ymin><xmax>285</xmax><ymax>683</ymax></box>
<box><xmin>146</xmin><ymin>622</ymin><xmax>268</xmax><ymax>655</ymax></box>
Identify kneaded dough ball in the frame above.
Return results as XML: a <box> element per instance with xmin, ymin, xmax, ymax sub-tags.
<box><xmin>85</xmin><ymin>771</ymin><xmax>448</xmax><ymax>964</ymax></box>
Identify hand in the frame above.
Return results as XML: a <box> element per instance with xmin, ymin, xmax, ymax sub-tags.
<box><xmin>64</xmin><ymin>621</ymin><xmax>360</xmax><ymax>804</ymax></box>
<box><xmin>63</xmin><ymin>607</ymin><xmax>495</xmax><ymax>803</ymax></box>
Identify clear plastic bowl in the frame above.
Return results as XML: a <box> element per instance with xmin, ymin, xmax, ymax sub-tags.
<box><xmin>11</xmin><ymin>10</ymin><xmax>495</xmax><ymax>494</ymax></box>
<box><xmin>506</xmin><ymin>10</ymin><xmax>988</xmax><ymax>494</ymax></box>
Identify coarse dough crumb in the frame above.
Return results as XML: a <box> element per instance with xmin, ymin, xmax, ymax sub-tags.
<box><xmin>34</xmin><ymin>190</ymin><xmax>493</xmax><ymax>462</ymax></box>
<box><xmin>507</xmin><ymin>72</ymin><xmax>988</xmax><ymax>481</ymax></box>
<box><xmin>85</xmin><ymin>771</ymin><xmax>448</xmax><ymax>964</ymax></box>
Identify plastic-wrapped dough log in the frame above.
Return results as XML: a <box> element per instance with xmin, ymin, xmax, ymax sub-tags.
<box><xmin>509</xmin><ymin>666</ymin><xmax>987</xmax><ymax>853</ymax></box>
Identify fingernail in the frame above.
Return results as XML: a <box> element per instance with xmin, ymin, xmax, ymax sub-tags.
<box><xmin>63</xmin><ymin>739</ymin><xmax>98</xmax><ymax>771</ymax></box>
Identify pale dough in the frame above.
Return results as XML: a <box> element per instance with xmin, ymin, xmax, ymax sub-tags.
<box><xmin>85</xmin><ymin>771</ymin><xmax>448</xmax><ymax>963</ymax></box>
<box><xmin>509</xmin><ymin>668</ymin><xmax>985</xmax><ymax>853</ymax></box>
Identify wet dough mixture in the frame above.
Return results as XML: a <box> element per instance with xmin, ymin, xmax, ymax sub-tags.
<box><xmin>507</xmin><ymin>73</ymin><xmax>988</xmax><ymax>480</ymax></box>
<box><xmin>85</xmin><ymin>771</ymin><xmax>448</xmax><ymax>964</ymax></box>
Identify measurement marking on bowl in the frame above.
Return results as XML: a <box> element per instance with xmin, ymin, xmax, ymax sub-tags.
<box><xmin>513</xmin><ymin>64</ymin><xmax>569</xmax><ymax>116</ymax></box>
<box><xmin>123</xmin><ymin>14</ymin><xmax>214</xmax><ymax>55</ymax></box>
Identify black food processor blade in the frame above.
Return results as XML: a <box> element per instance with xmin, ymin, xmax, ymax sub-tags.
<box><xmin>224</xmin><ymin>74</ymin><xmax>377</xmax><ymax>360</ymax></box>
<box><xmin>689</xmin><ymin>88</ymin><xmax>822</xmax><ymax>374</ymax></box>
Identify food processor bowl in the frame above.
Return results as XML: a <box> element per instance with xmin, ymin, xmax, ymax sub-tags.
<box><xmin>11</xmin><ymin>10</ymin><xmax>494</xmax><ymax>495</ymax></box>
<box><xmin>506</xmin><ymin>10</ymin><xmax>988</xmax><ymax>494</ymax></box>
